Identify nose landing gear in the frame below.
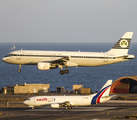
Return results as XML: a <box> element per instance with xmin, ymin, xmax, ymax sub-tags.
<box><xmin>18</xmin><ymin>64</ymin><xmax>22</xmax><ymax>73</ymax></box>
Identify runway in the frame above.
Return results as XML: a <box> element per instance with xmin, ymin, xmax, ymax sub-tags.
<box><xmin>26</xmin><ymin>106</ymin><xmax>118</xmax><ymax>112</ymax></box>
<box><xmin>1</xmin><ymin>101</ymin><xmax>137</xmax><ymax>120</ymax></box>
<box><xmin>0</xmin><ymin>106</ymin><xmax>118</xmax><ymax>120</ymax></box>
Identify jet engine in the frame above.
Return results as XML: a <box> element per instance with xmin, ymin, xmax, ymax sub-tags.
<box><xmin>37</xmin><ymin>62</ymin><xmax>57</xmax><ymax>70</ymax></box>
<box><xmin>51</xmin><ymin>103</ymin><xmax>60</xmax><ymax>108</ymax></box>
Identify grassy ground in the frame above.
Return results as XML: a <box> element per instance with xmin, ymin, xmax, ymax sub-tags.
<box><xmin>114</xmin><ymin>114</ymin><xmax>137</xmax><ymax>119</ymax></box>
<box><xmin>116</xmin><ymin>96</ymin><xmax>137</xmax><ymax>100</ymax></box>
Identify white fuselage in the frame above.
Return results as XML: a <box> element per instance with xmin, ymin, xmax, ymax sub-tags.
<box><xmin>2</xmin><ymin>50</ymin><xmax>135</xmax><ymax>67</ymax></box>
<box><xmin>24</xmin><ymin>95</ymin><xmax>94</xmax><ymax>107</ymax></box>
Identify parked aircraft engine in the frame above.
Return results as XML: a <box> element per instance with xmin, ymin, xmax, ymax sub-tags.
<box><xmin>51</xmin><ymin>103</ymin><xmax>60</xmax><ymax>108</ymax></box>
<box><xmin>37</xmin><ymin>62</ymin><xmax>57</xmax><ymax>70</ymax></box>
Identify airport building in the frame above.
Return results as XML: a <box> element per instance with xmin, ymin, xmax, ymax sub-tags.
<box><xmin>110</xmin><ymin>75</ymin><xmax>137</xmax><ymax>94</ymax></box>
<box><xmin>2</xmin><ymin>83</ymin><xmax>91</xmax><ymax>94</ymax></box>
<box><xmin>56</xmin><ymin>87</ymin><xmax>70</xmax><ymax>94</ymax></box>
<box><xmin>3</xmin><ymin>75</ymin><xmax>137</xmax><ymax>95</ymax></box>
<box><xmin>3</xmin><ymin>83</ymin><xmax>50</xmax><ymax>94</ymax></box>
<box><xmin>73</xmin><ymin>85</ymin><xmax>91</xmax><ymax>94</ymax></box>
<box><xmin>73</xmin><ymin>85</ymin><xmax>84</xmax><ymax>94</ymax></box>
<box><xmin>56</xmin><ymin>85</ymin><xmax>91</xmax><ymax>94</ymax></box>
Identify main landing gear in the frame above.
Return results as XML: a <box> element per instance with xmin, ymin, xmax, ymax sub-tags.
<box><xmin>60</xmin><ymin>67</ymin><xmax>69</xmax><ymax>75</ymax></box>
<box><xmin>18</xmin><ymin>64</ymin><xmax>22</xmax><ymax>73</ymax></box>
<box><xmin>65</xmin><ymin>106</ymin><xmax>72</xmax><ymax>110</ymax></box>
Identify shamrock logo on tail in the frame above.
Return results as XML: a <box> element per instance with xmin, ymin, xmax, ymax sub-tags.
<box><xmin>120</xmin><ymin>40</ymin><xmax>128</xmax><ymax>48</ymax></box>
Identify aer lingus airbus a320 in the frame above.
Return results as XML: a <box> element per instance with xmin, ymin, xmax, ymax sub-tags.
<box><xmin>2</xmin><ymin>32</ymin><xmax>135</xmax><ymax>74</ymax></box>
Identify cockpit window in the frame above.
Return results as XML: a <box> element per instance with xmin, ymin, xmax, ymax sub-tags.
<box><xmin>4</xmin><ymin>54</ymin><xmax>10</xmax><ymax>57</ymax></box>
<box><xmin>4</xmin><ymin>54</ymin><xmax>15</xmax><ymax>57</ymax></box>
<box><xmin>27</xmin><ymin>99</ymin><xmax>30</xmax><ymax>101</ymax></box>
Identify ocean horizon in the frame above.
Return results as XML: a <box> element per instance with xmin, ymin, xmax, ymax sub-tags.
<box><xmin>0</xmin><ymin>42</ymin><xmax>137</xmax><ymax>92</ymax></box>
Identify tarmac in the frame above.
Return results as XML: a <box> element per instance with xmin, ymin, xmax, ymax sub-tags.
<box><xmin>1</xmin><ymin>100</ymin><xmax>137</xmax><ymax>120</ymax></box>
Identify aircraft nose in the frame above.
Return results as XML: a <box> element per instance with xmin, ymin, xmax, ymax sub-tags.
<box><xmin>23</xmin><ymin>100</ymin><xmax>27</xmax><ymax>104</ymax></box>
<box><xmin>2</xmin><ymin>57</ymin><xmax>6</xmax><ymax>62</ymax></box>
<box><xmin>2</xmin><ymin>57</ymin><xmax>9</xmax><ymax>63</ymax></box>
<box><xmin>23</xmin><ymin>100</ymin><xmax>29</xmax><ymax>105</ymax></box>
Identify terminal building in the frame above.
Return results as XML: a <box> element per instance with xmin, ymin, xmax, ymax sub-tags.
<box><xmin>2</xmin><ymin>83</ymin><xmax>91</xmax><ymax>94</ymax></box>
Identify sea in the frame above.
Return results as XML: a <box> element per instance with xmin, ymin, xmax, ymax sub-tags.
<box><xmin>0</xmin><ymin>42</ymin><xmax>137</xmax><ymax>92</ymax></box>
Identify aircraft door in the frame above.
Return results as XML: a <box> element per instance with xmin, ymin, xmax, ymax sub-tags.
<box><xmin>104</xmin><ymin>54</ymin><xmax>108</xmax><ymax>62</ymax></box>
<box><xmin>33</xmin><ymin>98</ymin><xmax>36</xmax><ymax>103</ymax></box>
<box><xmin>51</xmin><ymin>54</ymin><xmax>56</xmax><ymax>59</ymax></box>
<box><xmin>16</xmin><ymin>52</ymin><xmax>21</xmax><ymax>60</ymax></box>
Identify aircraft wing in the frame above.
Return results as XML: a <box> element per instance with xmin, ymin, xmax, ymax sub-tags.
<box><xmin>59</xmin><ymin>101</ymin><xmax>74</xmax><ymax>107</ymax></box>
<box><xmin>51</xmin><ymin>56</ymin><xmax>78</xmax><ymax>67</ymax></box>
<box><xmin>41</xmin><ymin>56</ymin><xmax>78</xmax><ymax>67</ymax></box>
<box><xmin>50</xmin><ymin>56</ymin><xmax>69</xmax><ymax>65</ymax></box>
<box><xmin>42</xmin><ymin>56</ymin><xmax>69</xmax><ymax>65</ymax></box>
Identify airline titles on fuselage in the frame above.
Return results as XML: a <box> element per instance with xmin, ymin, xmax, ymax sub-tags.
<box><xmin>37</xmin><ymin>98</ymin><xmax>56</xmax><ymax>102</ymax></box>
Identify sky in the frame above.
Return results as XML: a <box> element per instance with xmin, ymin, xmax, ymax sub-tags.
<box><xmin>0</xmin><ymin>0</ymin><xmax>137</xmax><ymax>43</ymax></box>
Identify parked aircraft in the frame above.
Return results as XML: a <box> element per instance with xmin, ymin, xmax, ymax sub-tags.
<box><xmin>23</xmin><ymin>80</ymin><xmax>113</xmax><ymax>109</ymax></box>
<box><xmin>2</xmin><ymin>32</ymin><xmax>135</xmax><ymax>74</ymax></box>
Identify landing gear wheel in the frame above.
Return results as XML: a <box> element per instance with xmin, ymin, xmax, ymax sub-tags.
<box><xmin>18</xmin><ymin>64</ymin><xmax>22</xmax><ymax>73</ymax></box>
<box><xmin>64</xmin><ymin>69</ymin><xmax>69</xmax><ymax>74</ymax></box>
<box><xmin>60</xmin><ymin>70</ymin><xmax>64</xmax><ymax>75</ymax></box>
<box><xmin>64</xmin><ymin>67</ymin><xmax>69</xmax><ymax>74</ymax></box>
<box><xmin>65</xmin><ymin>106</ymin><xmax>68</xmax><ymax>110</ymax></box>
<box><xmin>69</xmin><ymin>106</ymin><xmax>72</xmax><ymax>109</ymax></box>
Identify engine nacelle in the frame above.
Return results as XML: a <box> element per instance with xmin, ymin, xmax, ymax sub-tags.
<box><xmin>37</xmin><ymin>62</ymin><xmax>57</xmax><ymax>70</ymax></box>
<box><xmin>51</xmin><ymin>103</ymin><xmax>60</xmax><ymax>108</ymax></box>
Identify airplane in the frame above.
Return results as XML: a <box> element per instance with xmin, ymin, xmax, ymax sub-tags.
<box><xmin>23</xmin><ymin>80</ymin><xmax>113</xmax><ymax>109</ymax></box>
<box><xmin>10</xmin><ymin>43</ymin><xmax>15</xmax><ymax>50</ymax></box>
<box><xmin>2</xmin><ymin>32</ymin><xmax>135</xmax><ymax>75</ymax></box>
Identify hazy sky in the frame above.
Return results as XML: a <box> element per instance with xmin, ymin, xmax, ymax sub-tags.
<box><xmin>0</xmin><ymin>0</ymin><xmax>137</xmax><ymax>43</ymax></box>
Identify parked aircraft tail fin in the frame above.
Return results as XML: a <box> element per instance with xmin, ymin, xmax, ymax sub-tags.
<box><xmin>107</xmin><ymin>32</ymin><xmax>133</xmax><ymax>54</ymax></box>
<box><xmin>91</xmin><ymin>80</ymin><xmax>112</xmax><ymax>104</ymax></box>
